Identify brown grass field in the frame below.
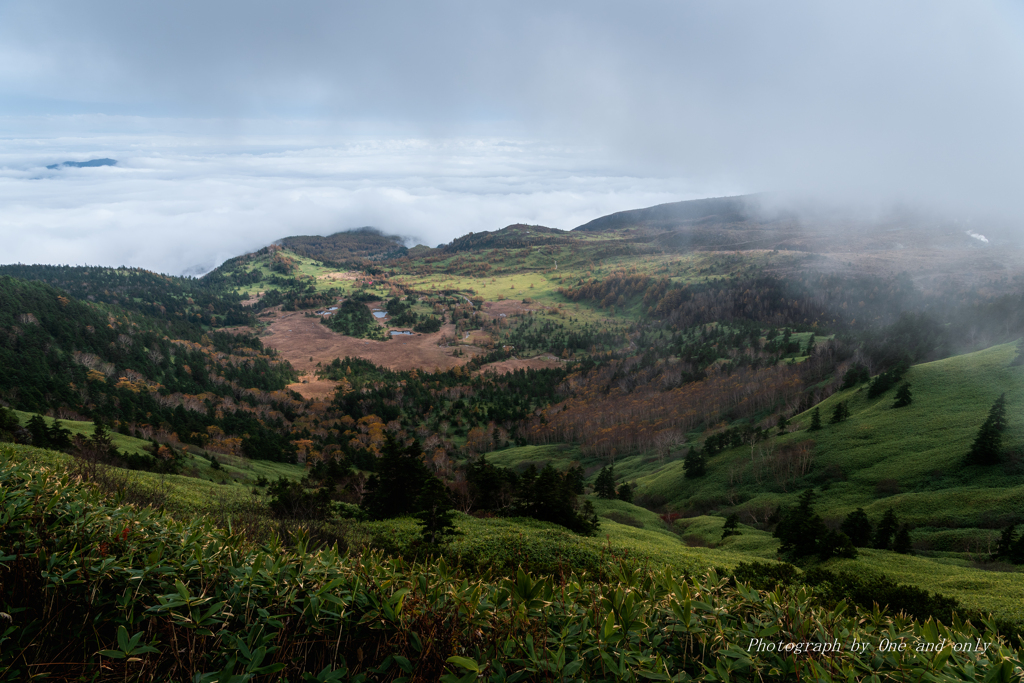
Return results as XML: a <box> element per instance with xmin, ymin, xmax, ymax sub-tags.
<box><xmin>261</xmin><ymin>310</ymin><xmax>482</xmax><ymax>374</ymax></box>
<box><xmin>259</xmin><ymin>304</ymin><xmax>564</xmax><ymax>397</ymax></box>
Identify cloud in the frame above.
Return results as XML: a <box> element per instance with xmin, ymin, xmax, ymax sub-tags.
<box><xmin>0</xmin><ymin>130</ymin><xmax>718</xmax><ymax>274</ymax></box>
<box><xmin>1</xmin><ymin>1</ymin><xmax>1023</xmax><ymax>270</ymax></box>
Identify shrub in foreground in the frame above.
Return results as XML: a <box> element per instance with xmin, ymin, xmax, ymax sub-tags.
<box><xmin>0</xmin><ymin>451</ymin><xmax>1021</xmax><ymax>682</ymax></box>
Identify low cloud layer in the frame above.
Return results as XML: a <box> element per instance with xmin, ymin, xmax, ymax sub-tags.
<box><xmin>2</xmin><ymin>1</ymin><xmax>1023</xmax><ymax>271</ymax></box>
<box><xmin>0</xmin><ymin>130</ymin><xmax>715</xmax><ymax>274</ymax></box>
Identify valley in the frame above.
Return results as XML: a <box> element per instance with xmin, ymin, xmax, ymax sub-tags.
<box><xmin>1</xmin><ymin>195</ymin><xmax>1024</xmax><ymax>679</ymax></box>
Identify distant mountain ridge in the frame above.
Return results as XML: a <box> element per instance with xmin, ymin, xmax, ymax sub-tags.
<box><xmin>277</xmin><ymin>227</ymin><xmax>408</xmax><ymax>263</ymax></box>
<box><xmin>46</xmin><ymin>158</ymin><xmax>117</xmax><ymax>170</ymax></box>
<box><xmin>573</xmin><ymin>193</ymin><xmax>999</xmax><ymax>255</ymax></box>
<box><xmin>573</xmin><ymin>195</ymin><xmax>759</xmax><ymax>232</ymax></box>
<box><xmin>440</xmin><ymin>224</ymin><xmax>565</xmax><ymax>253</ymax></box>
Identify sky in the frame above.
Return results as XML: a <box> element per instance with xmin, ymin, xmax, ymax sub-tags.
<box><xmin>2</xmin><ymin>1</ymin><xmax>1024</xmax><ymax>275</ymax></box>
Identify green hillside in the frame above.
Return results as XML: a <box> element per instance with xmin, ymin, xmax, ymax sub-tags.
<box><xmin>486</xmin><ymin>341</ymin><xmax>1023</xmax><ymax>539</ymax></box>
<box><xmin>632</xmin><ymin>341</ymin><xmax>1022</xmax><ymax>531</ymax></box>
<box><xmin>475</xmin><ymin>341</ymin><xmax>1024</xmax><ymax>621</ymax></box>
<box><xmin>3</xmin><ymin>449</ymin><xmax>1020</xmax><ymax>681</ymax></box>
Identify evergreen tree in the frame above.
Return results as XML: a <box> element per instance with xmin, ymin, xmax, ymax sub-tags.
<box><xmin>594</xmin><ymin>465</ymin><xmax>617</xmax><ymax>498</ymax></box>
<box><xmin>830</xmin><ymin>402</ymin><xmax>850</xmax><ymax>424</ymax></box>
<box><xmin>1010</xmin><ymin>337</ymin><xmax>1024</xmax><ymax>367</ymax></box>
<box><xmin>867</xmin><ymin>360</ymin><xmax>910</xmax><ymax>399</ymax></box>
<box><xmin>873</xmin><ymin>508</ymin><xmax>899</xmax><ymax>550</ymax></box>
<box><xmin>892</xmin><ymin>383</ymin><xmax>913</xmax><ymax>408</ymax></box>
<box><xmin>776</xmin><ymin>414</ymin><xmax>789</xmax><ymax>434</ymax></box>
<box><xmin>27</xmin><ymin>414</ymin><xmax>49</xmax><ymax>447</ymax></box>
<box><xmin>804</xmin><ymin>336</ymin><xmax>816</xmax><ymax>356</ymax></box>
<box><xmin>90</xmin><ymin>418</ymin><xmax>119</xmax><ymax>458</ymax></box>
<box><xmin>1013</xmin><ymin>534</ymin><xmax>1024</xmax><ymax>565</ymax></box>
<box><xmin>683</xmin><ymin>447</ymin><xmax>706</xmax><ymax>478</ymax></box>
<box><xmin>362</xmin><ymin>434</ymin><xmax>431</xmax><ymax>520</ymax></box>
<box><xmin>616</xmin><ymin>482</ymin><xmax>634</xmax><ymax>503</ymax></box>
<box><xmin>414</xmin><ymin>475</ymin><xmax>459</xmax><ymax>547</ymax></box>
<box><xmin>818</xmin><ymin>529</ymin><xmax>857</xmax><ymax>560</ymax></box>
<box><xmin>578</xmin><ymin>500</ymin><xmax>601</xmax><ymax>535</ymax></box>
<box><xmin>721</xmin><ymin>513</ymin><xmax>740</xmax><ymax>539</ymax></box>
<box><xmin>564</xmin><ymin>464</ymin><xmax>585</xmax><ymax>495</ymax></box>
<box><xmin>0</xmin><ymin>407</ymin><xmax>18</xmax><ymax>442</ymax></box>
<box><xmin>839</xmin><ymin>508</ymin><xmax>873</xmax><ymax>547</ymax></box>
<box><xmin>467</xmin><ymin>455</ymin><xmax>519</xmax><ymax>511</ymax></box>
<box><xmin>773</xmin><ymin>489</ymin><xmax>829</xmax><ymax>560</ymax></box>
<box><xmin>893</xmin><ymin>524</ymin><xmax>913</xmax><ymax>554</ymax></box>
<box><xmin>47</xmin><ymin>419</ymin><xmax>72</xmax><ymax>450</ymax></box>
<box><xmin>512</xmin><ymin>463</ymin><xmax>599</xmax><ymax>535</ymax></box>
<box><xmin>994</xmin><ymin>524</ymin><xmax>1018</xmax><ymax>561</ymax></box>
<box><xmin>808</xmin><ymin>407</ymin><xmax>822</xmax><ymax>432</ymax></box>
<box><xmin>965</xmin><ymin>394</ymin><xmax>1007</xmax><ymax>466</ymax></box>
<box><xmin>267</xmin><ymin>477</ymin><xmax>333</xmax><ymax>519</ymax></box>
<box><xmin>841</xmin><ymin>363</ymin><xmax>870</xmax><ymax>389</ymax></box>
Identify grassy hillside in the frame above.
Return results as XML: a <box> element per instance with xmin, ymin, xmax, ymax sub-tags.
<box><xmin>4</xmin><ymin>410</ymin><xmax>307</xmax><ymax>514</ymax></box>
<box><xmin>483</xmin><ymin>341</ymin><xmax>1022</xmax><ymax>538</ymax></box>
<box><xmin>4</xmin><ymin>448</ymin><xmax>1020</xmax><ymax>680</ymax></box>
<box><xmin>6</xmin><ymin>440</ymin><xmax>1024</xmax><ymax>624</ymax></box>
<box><xmin>630</xmin><ymin>341</ymin><xmax>1023</xmax><ymax>529</ymax></box>
<box><xmin>474</xmin><ymin>341</ymin><xmax>1024</xmax><ymax>621</ymax></box>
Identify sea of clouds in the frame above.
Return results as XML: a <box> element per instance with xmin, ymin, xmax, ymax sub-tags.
<box><xmin>0</xmin><ymin>126</ymin><xmax>726</xmax><ymax>275</ymax></box>
<box><xmin>4</xmin><ymin>2</ymin><xmax>1023</xmax><ymax>275</ymax></box>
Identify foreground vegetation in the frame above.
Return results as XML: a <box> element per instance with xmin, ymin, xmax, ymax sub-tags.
<box><xmin>2</xmin><ymin>450</ymin><xmax>1022</xmax><ymax>682</ymax></box>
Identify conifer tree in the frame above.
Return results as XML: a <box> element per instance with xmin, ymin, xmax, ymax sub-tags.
<box><xmin>773</xmin><ymin>489</ymin><xmax>832</xmax><ymax>560</ymax></box>
<box><xmin>994</xmin><ymin>524</ymin><xmax>1018</xmax><ymax>561</ymax></box>
<box><xmin>90</xmin><ymin>418</ymin><xmax>113</xmax><ymax>449</ymax></box>
<box><xmin>27</xmin><ymin>414</ymin><xmax>49</xmax><ymax>447</ymax></box>
<box><xmin>808</xmin><ymin>407</ymin><xmax>822</xmax><ymax>432</ymax></box>
<box><xmin>892</xmin><ymin>382</ymin><xmax>913</xmax><ymax>408</ymax></box>
<box><xmin>616</xmin><ymin>482</ymin><xmax>634</xmax><ymax>503</ymax></box>
<box><xmin>840</xmin><ymin>507</ymin><xmax>873</xmax><ymax>547</ymax></box>
<box><xmin>721</xmin><ymin>513</ymin><xmax>740</xmax><ymax>539</ymax></box>
<box><xmin>841</xmin><ymin>363</ymin><xmax>870</xmax><ymax>389</ymax></box>
<box><xmin>1013</xmin><ymin>534</ymin><xmax>1024</xmax><ymax>565</ymax></box>
<box><xmin>1010</xmin><ymin>337</ymin><xmax>1024</xmax><ymax>366</ymax></box>
<box><xmin>578</xmin><ymin>500</ymin><xmax>601</xmax><ymax>535</ymax></box>
<box><xmin>777</xmin><ymin>414</ymin><xmax>789</xmax><ymax>434</ymax></box>
<box><xmin>47</xmin><ymin>419</ymin><xmax>72</xmax><ymax>450</ymax></box>
<box><xmin>594</xmin><ymin>465</ymin><xmax>618</xmax><ymax>499</ymax></box>
<box><xmin>683</xmin><ymin>447</ymin><xmax>706</xmax><ymax>478</ymax></box>
<box><xmin>873</xmin><ymin>508</ymin><xmax>899</xmax><ymax>550</ymax></box>
<box><xmin>893</xmin><ymin>524</ymin><xmax>913</xmax><ymax>554</ymax></box>
<box><xmin>414</xmin><ymin>475</ymin><xmax>459</xmax><ymax>547</ymax></box>
<box><xmin>830</xmin><ymin>402</ymin><xmax>850</xmax><ymax>424</ymax></box>
<box><xmin>362</xmin><ymin>434</ymin><xmax>431</xmax><ymax>520</ymax></box>
<box><xmin>564</xmin><ymin>464</ymin><xmax>585</xmax><ymax>495</ymax></box>
<box><xmin>965</xmin><ymin>393</ymin><xmax>1007</xmax><ymax>466</ymax></box>
<box><xmin>818</xmin><ymin>529</ymin><xmax>857</xmax><ymax>560</ymax></box>
<box><xmin>0</xmin><ymin>407</ymin><xmax>18</xmax><ymax>442</ymax></box>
